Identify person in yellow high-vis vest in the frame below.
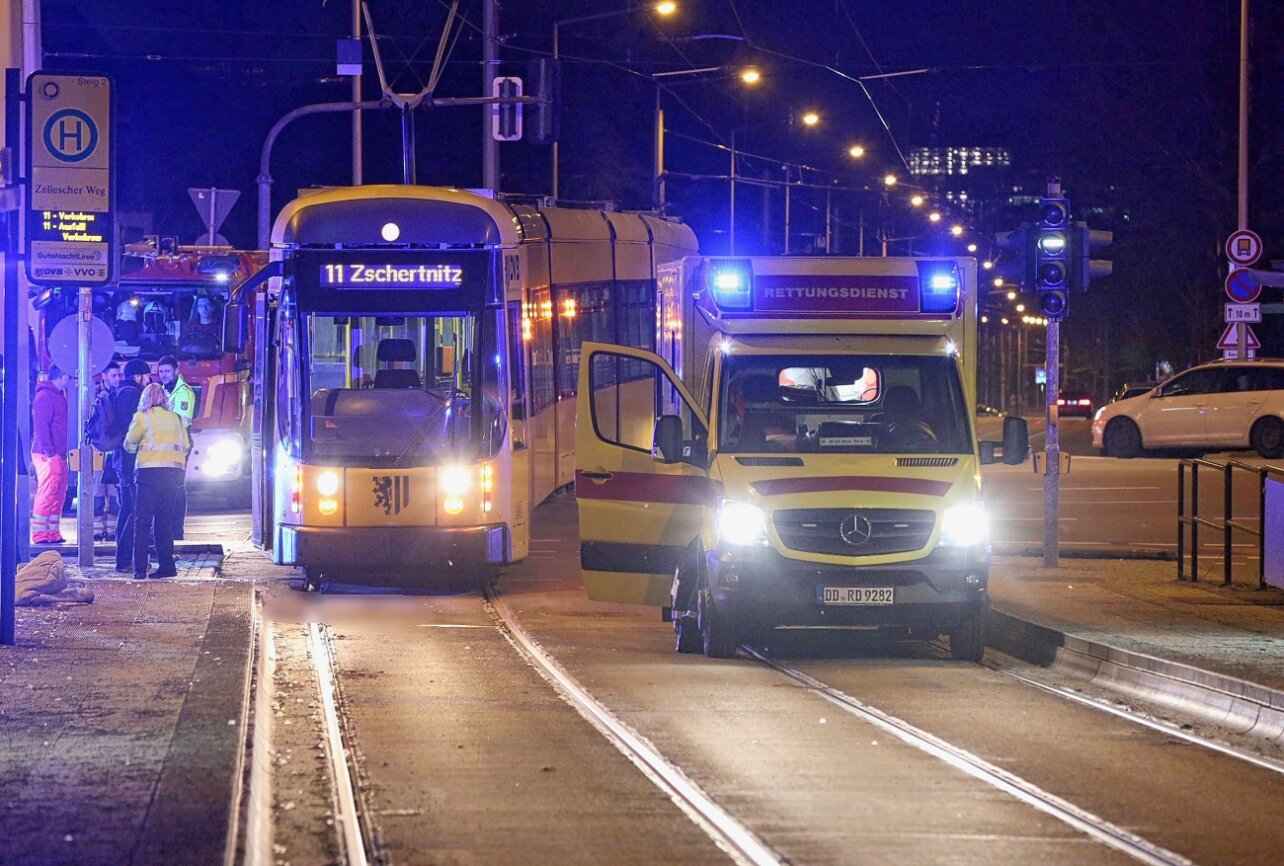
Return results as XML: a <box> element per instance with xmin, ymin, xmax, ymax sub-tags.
<box><xmin>157</xmin><ymin>355</ymin><xmax>194</xmax><ymax>540</ymax></box>
<box><xmin>124</xmin><ymin>383</ymin><xmax>190</xmax><ymax>580</ymax></box>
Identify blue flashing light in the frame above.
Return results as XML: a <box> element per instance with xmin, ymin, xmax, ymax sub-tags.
<box><xmin>708</xmin><ymin>260</ymin><xmax>753</xmax><ymax>310</ymax></box>
<box><xmin>917</xmin><ymin>261</ymin><xmax>960</xmax><ymax>314</ymax></box>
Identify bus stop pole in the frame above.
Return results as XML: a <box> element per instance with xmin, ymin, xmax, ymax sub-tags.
<box><xmin>2</xmin><ymin>69</ymin><xmax>22</xmax><ymax>645</ymax></box>
<box><xmin>77</xmin><ymin>285</ymin><xmax>93</xmax><ymax>566</ymax></box>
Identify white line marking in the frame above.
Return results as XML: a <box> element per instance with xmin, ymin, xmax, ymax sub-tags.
<box><xmin>310</xmin><ymin>623</ymin><xmax>370</xmax><ymax>866</ymax></box>
<box><xmin>486</xmin><ymin>589</ymin><xmax>782</xmax><ymax>866</ymax></box>
<box><xmin>243</xmin><ymin>604</ymin><xmax>274</xmax><ymax>866</ymax></box>
<box><xmin>749</xmin><ymin>650</ymin><xmax>1195</xmax><ymax>866</ymax></box>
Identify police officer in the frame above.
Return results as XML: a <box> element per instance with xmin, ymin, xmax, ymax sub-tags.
<box><xmin>157</xmin><ymin>355</ymin><xmax>194</xmax><ymax>540</ymax></box>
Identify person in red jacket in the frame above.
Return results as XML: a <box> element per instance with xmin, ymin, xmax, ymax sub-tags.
<box><xmin>31</xmin><ymin>366</ymin><xmax>72</xmax><ymax>544</ymax></box>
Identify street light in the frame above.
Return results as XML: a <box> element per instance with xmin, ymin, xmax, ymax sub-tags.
<box><xmin>910</xmin><ymin>194</ymin><xmax>924</xmax><ymax>206</ymax></box>
<box><xmin>928</xmin><ymin>211</ymin><xmax>941</xmax><ymax>223</ymax></box>
<box><xmin>848</xmin><ymin>144</ymin><xmax>865</xmax><ymax>158</ymax></box>
<box><xmin>883</xmin><ymin>174</ymin><xmax>898</xmax><ymax>187</ymax></box>
<box><xmin>552</xmin><ymin>1</ymin><xmax>678</xmax><ymax>199</ymax></box>
<box><xmin>801</xmin><ymin>111</ymin><xmax>820</xmax><ymax>126</ymax></box>
<box><xmin>950</xmin><ymin>224</ymin><xmax>964</xmax><ymax>237</ymax></box>
<box><xmin>741</xmin><ymin>68</ymin><xmax>761</xmax><ymax>84</ymax></box>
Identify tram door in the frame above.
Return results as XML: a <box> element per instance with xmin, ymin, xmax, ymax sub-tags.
<box><xmin>250</xmin><ymin>294</ymin><xmax>276</xmax><ymax>549</ymax></box>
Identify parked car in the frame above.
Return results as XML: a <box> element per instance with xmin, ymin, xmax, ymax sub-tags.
<box><xmin>1056</xmin><ymin>391</ymin><xmax>1095</xmax><ymax>418</ymax></box>
<box><xmin>1092</xmin><ymin>360</ymin><xmax>1284</xmax><ymax>458</ymax></box>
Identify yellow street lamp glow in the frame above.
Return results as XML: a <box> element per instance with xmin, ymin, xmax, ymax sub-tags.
<box><xmin>980</xmin><ymin>315</ymin><xmax>989</xmax><ymax>323</ymax></box>
<box><xmin>740</xmin><ymin>68</ymin><xmax>761</xmax><ymax>84</ymax></box>
<box><xmin>1001</xmin><ymin>317</ymin><xmax>1010</xmax><ymax>325</ymax></box>
<box><xmin>993</xmin><ymin>277</ymin><xmax>1004</xmax><ymax>288</ymax></box>
<box><xmin>950</xmin><ymin>224</ymin><xmax>963</xmax><ymax>236</ymax></box>
<box><xmin>1016</xmin><ymin>303</ymin><xmax>1026</xmax><ymax>312</ymax></box>
<box><xmin>655</xmin><ymin>1</ymin><xmax>677</xmax><ymax>15</ymax></box>
<box><xmin>928</xmin><ymin>212</ymin><xmax>941</xmax><ymax>223</ymax></box>
<box><xmin>848</xmin><ymin>144</ymin><xmax>865</xmax><ymax>158</ymax></box>
<box><xmin>883</xmin><ymin>174</ymin><xmax>897</xmax><ymax>187</ymax></box>
<box><xmin>910</xmin><ymin>194</ymin><xmax>924</xmax><ymax>206</ymax></box>
<box><xmin>967</xmin><ymin>243</ymin><xmax>977</xmax><ymax>252</ymax></box>
<box><xmin>982</xmin><ymin>260</ymin><xmax>994</xmax><ymax>269</ymax></box>
<box><xmin>802</xmin><ymin>112</ymin><xmax>820</xmax><ymax>126</ymax></box>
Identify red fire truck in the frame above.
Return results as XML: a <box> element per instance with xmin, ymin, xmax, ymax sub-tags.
<box><xmin>36</xmin><ymin>238</ymin><xmax>267</xmax><ymax>504</ymax></box>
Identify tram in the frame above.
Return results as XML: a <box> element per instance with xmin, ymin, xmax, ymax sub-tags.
<box><xmin>243</xmin><ymin>185</ymin><xmax>696</xmax><ymax>582</ymax></box>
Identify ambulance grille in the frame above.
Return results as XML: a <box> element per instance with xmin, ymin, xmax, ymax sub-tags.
<box><xmin>735</xmin><ymin>457</ymin><xmax>805</xmax><ymax>467</ymax></box>
<box><xmin>895</xmin><ymin>457</ymin><xmax>958</xmax><ymax>468</ymax></box>
<box><xmin>773</xmin><ymin>508</ymin><xmax>935</xmax><ymax>557</ymax></box>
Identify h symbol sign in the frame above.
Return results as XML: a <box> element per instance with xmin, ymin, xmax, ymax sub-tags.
<box><xmin>43</xmin><ymin>109</ymin><xmax>99</xmax><ymax>163</ymax></box>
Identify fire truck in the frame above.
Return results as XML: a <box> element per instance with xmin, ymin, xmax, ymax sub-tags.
<box><xmin>36</xmin><ymin>238</ymin><xmax>267</xmax><ymax>504</ymax></box>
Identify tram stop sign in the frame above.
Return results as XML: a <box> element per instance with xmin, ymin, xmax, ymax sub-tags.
<box><xmin>25</xmin><ymin>72</ymin><xmax>114</xmax><ymax>286</ymax></box>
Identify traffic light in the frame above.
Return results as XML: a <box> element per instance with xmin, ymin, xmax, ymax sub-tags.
<box><xmin>1034</xmin><ymin>195</ymin><xmax>1070</xmax><ymax>319</ymax></box>
<box><xmin>1070</xmin><ymin>221</ymin><xmax>1113</xmax><ymax>291</ymax></box>
<box><xmin>526</xmin><ymin>59</ymin><xmax>561</xmax><ymax>144</ymax></box>
<box><xmin>491</xmin><ymin>76</ymin><xmax>523</xmax><ymax>142</ymax></box>
<box><xmin>993</xmin><ymin>224</ymin><xmax>1034</xmax><ymax>291</ymax></box>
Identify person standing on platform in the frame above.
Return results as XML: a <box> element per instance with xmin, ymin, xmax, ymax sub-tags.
<box><xmin>89</xmin><ymin>361</ymin><xmax>123</xmax><ymax>541</ymax></box>
<box><xmin>157</xmin><ymin>355</ymin><xmax>194</xmax><ymax>540</ymax></box>
<box><xmin>111</xmin><ymin>359</ymin><xmax>151</xmax><ymax>572</ymax></box>
<box><xmin>124</xmin><ymin>382</ymin><xmax>190</xmax><ymax>580</ymax></box>
<box><xmin>30</xmin><ymin>366</ymin><xmax>72</xmax><ymax>545</ymax></box>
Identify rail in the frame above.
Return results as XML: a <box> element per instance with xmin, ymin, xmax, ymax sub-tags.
<box><xmin>1176</xmin><ymin>457</ymin><xmax>1284</xmax><ymax>587</ymax></box>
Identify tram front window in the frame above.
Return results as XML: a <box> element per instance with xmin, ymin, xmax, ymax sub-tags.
<box><xmin>304</xmin><ymin>313</ymin><xmax>505</xmax><ymax>464</ymax></box>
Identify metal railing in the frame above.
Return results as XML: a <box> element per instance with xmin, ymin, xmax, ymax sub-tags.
<box><xmin>1177</xmin><ymin>458</ymin><xmax>1284</xmax><ymax>587</ymax></box>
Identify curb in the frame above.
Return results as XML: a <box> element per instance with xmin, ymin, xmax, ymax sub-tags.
<box><xmin>39</xmin><ymin>542</ymin><xmax>225</xmax><ymax>558</ymax></box>
<box><xmin>988</xmin><ymin>608</ymin><xmax>1284</xmax><ymax>744</ymax></box>
<box><xmin>992</xmin><ymin>544</ymin><xmax>1176</xmax><ymax>562</ymax></box>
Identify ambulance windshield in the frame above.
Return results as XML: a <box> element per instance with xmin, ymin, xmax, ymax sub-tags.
<box><xmin>718</xmin><ymin>354</ymin><xmax>971</xmax><ymax>454</ymax></box>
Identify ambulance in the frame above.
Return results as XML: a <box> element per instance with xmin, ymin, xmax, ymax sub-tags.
<box><xmin>573</xmin><ymin>256</ymin><xmax>1028</xmax><ymax>659</ymax></box>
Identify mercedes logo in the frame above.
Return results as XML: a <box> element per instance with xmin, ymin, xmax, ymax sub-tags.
<box><xmin>839</xmin><ymin>514</ymin><xmax>873</xmax><ymax>546</ymax></box>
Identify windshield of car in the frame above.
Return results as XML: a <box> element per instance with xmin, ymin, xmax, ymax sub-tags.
<box><xmin>717</xmin><ymin>354</ymin><xmax>972</xmax><ymax>454</ymax></box>
<box><xmin>110</xmin><ymin>288</ymin><xmax>228</xmax><ymax>360</ymax></box>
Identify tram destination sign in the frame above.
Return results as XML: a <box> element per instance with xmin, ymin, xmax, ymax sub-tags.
<box><xmin>25</xmin><ymin>72</ymin><xmax>114</xmax><ymax>286</ymax></box>
<box><xmin>320</xmin><ymin>260</ymin><xmax>465</xmax><ymax>290</ymax></box>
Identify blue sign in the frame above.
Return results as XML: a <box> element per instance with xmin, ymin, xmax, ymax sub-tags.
<box><xmin>1224</xmin><ymin>268</ymin><xmax>1260</xmax><ymax>304</ymax></box>
<box><xmin>42</xmin><ymin>109</ymin><xmax>99</xmax><ymax>163</ymax></box>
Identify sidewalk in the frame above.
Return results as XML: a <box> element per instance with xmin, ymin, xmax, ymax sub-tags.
<box><xmin>0</xmin><ymin>550</ymin><xmax>286</xmax><ymax>866</ymax></box>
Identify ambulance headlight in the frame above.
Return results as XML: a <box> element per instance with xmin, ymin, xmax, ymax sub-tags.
<box><xmin>441</xmin><ymin>465</ymin><xmax>470</xmax><ymax>497</ymax></box>
<box><xmin>717</xmin><ymin>500</ymin><xmax>768</xmax><ymax>547</ymax></box>
<box><xmin>203</xmin><ymin>436</ymin><xmax>243</xmax><ymax>476</ymax></box>
<box><xmin>939</xmin><ymin>502</ymin><xmax>989</xmax><ymax>547</ymax></box>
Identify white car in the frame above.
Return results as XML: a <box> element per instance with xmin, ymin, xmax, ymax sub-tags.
<box><xmin>1092</xmin><ymin>360</ymin><xmax>1284</xmax><ymax>459</ymax></box>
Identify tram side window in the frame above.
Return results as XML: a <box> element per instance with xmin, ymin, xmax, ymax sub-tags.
<box><xmin>615</xmin><ymin>280</ymin><xmax>653</xmax><ymax>383</ymax></box>
<box><xmin>507</xmin><ymin>301</ymin><xmax>526</xmax><ymax>421</ymax></box>
<box><xmin>529</xmin><ymin>288</ymin><xmax>555</xmax><ymax>414</ymax></box>
<box><xmin>555</xmin><ymin>282</ymin><xmax>615</xmax><ymax>398</ymax></box>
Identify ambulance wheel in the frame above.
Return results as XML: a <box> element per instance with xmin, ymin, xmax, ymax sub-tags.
<box><xmin>698</xmin><ymin>585</ymin><xmax>740</xmax><ymax>659</ymax></box>
<box><xmin>672</xmin><ymin>557</ymin><xmax>703</xmax><ymax>654</ymax></box>
<box><xmin>948</xmin><ymin>601</ymin><xmax>989</xmax><ymax>662</ymax></box>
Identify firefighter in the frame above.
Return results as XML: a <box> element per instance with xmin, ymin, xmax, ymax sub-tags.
<box><xmin>157</xmin><ymin>354</ymin><xmax>194</xmax><ymax>540</ymax></box>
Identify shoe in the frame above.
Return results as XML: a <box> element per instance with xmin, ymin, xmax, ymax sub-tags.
<box><xmin>133</xmin><ymin>572</ymin><xmax>147</xmax><ymax>580</ymax></box>
<box><xmin>147</xmin><ymin>570</ymin><xmax>176</xmax><ymax>579</ymax></box>
<box><xmin>47</xmin><ymin>534</ymin><xmax>66</xmax><ymax>545</ymax></box>
<box><xmin>31</xmin><ymin>533</ymin><xmax>50</xmax><ymax>545</ymax></box>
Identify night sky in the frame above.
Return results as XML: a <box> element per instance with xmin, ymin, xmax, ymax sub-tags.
<box><xmin>39</xmin><ymin>0</ymin><xmax>1284</xmax><ymax>386</ymax></box>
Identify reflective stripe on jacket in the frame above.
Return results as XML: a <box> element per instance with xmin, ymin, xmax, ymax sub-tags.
<box><xmin>168</xmin><ymin>376</ymin><xmax>196</xmax><ymax>425</ymax></box>
<box><xmin>124</xmin><ymin>407</ymin><xmax>191</xmax><ymax>470</ymax></box>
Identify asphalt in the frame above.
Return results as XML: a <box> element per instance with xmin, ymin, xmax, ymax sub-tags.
<box><xmin>3</xmin><ymin>503</ymin><xmax>1284</xmax><ymax>864</ymax></box>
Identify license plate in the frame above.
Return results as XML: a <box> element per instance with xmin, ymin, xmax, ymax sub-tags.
<box><xmin>820</xmin><ymin>586</ymin><xmax>894</xmax><ymax>605</ymax></box>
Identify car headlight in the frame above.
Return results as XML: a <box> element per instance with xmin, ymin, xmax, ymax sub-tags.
<box><xmin>440</xmin><ymin>465</ymin><xmax>470</xmax><ymax>497</ymax></box>
<box><xmin>939</xmin><ymin>502</ymin><xmax>989</xmax><ymax>547</ymax></box>
<box><xmin>204</xmin><ymin>436</ymin><xmax>243</xmax><ymax>472</ymax></box>
<box><xmin>717</xmin><ymin>500</ymin><xmax>768</xmax><ymax>546</ymax></box>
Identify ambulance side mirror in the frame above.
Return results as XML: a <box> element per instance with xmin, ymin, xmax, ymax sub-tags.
<box><xmin>979</xmin><ymin>416</ymin><xmax>1029</xmax><ymax>465</ymax></box>
<box><xmin>652</xmin><ymin>415</ymin><xmax>684</xmax><ymax>464</ymax></box>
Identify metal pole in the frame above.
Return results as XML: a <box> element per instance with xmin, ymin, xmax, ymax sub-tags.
<box><xmin>1223</xmin><ymin>464</ymin><xmax>1233</xmax><ymax>586</ymax></box>
<box><xmin>1177</xmin><ymin>463</ymin><xmax>1186</xmax><ymax>580</ymax></box>
<box><xmin>1043</xmin><ymin>317</ymin><xmax>1060</xmax><ymax>567</ymax></box>
<box><xmin>858</xmin><ymin>205</ymin><xmax>865</xmax><ymax>256</ymax></box>
<box><xmin>482</xmin><ymin>0</ymin><xmax>498</xmax><ymax>191</ymax></box>
<box><xmin>257</xmin><ymin>99</ymin><xmax>387</xmax><ymax>248</ymax></box>
<box><xmin>729</xmin><ymin>130</ymin><xmax>736</xmax><ymax>254</ymax></box>
<box><xmin>654</xmin><ymin>87</ymin><xmax>664</xmax><ymax>211</ymax></box>
<box><xmin>401</xmin><ymin>105</ymin><xmax>417</xmax><ymax>184</ymax></box>
<box><xmin>1236</xmin><ymin>0</ymin><xmax>1250</xmax><ymax>359</ymax></box>
<box><xmin>551</xmin><ymin>26</ymin><xmax>560</xmax><ymax>199</ymax></box>
<box><xmin>77</xmin><ymin>286</ymin><xmax>93</xmax><ymax>566</ymax></box>
<box><xmin>206</xmin><ymin>187</ymin><xmax>216</xmax><ymax>245</ymax></box>
<box><xmin>2</xmin><ymin>70</ymin><xmax>18</xmax><ymax>645</ymax></box>
<box><xmin>825</xmin><ymin>188</ymin><xmax>832</xmax><ymax>253</ymax></box>
<box><xmin>783</xmin><ymin>168</ymin><xmax>791</xmax><ymax>255</ymax></box>
<box><xmin>352</xmin><ymin>0</ymin><xmax>363</xmax><ymax>185</ymax></box>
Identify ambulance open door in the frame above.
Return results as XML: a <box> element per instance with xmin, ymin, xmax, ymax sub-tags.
<box><xmin>575</xmin><ymin>342</ymin><xmax>709</xmax><ymax>606</ymax></box>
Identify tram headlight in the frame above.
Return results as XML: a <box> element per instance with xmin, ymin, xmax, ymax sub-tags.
<box><xmin>716</xmin><ymin>500</ymin><xmax>768</xmax><ymax>547</ymax></box>
<box><xmin>440</xmin><ymin>465</ymin><xmax>470</xmax><ymax>497</ymax></box>
<box><xmin>318</xmin><ymin>498</ymin><xmax>339</xmax><ymax>515</ymax></box>
<box><xmin>443</xmin><ymin>496</ymin><xmax>464</xmax><ymax>515</ymax></box>
<box><xmin>939</xmin><ymin>502</ymin><xmax>989</xmax><ymax>547</ymax></box>
<box><xmin>316</xmin><ymin>470</ymin><xmax>340</xmax><ymax>497</ymax></box>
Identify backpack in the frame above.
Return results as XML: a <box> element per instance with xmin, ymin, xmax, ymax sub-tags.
<box><xmin>86</xmin><ymin>390</ymin><xmax>124</xmax><ymax>452</ymax></box>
